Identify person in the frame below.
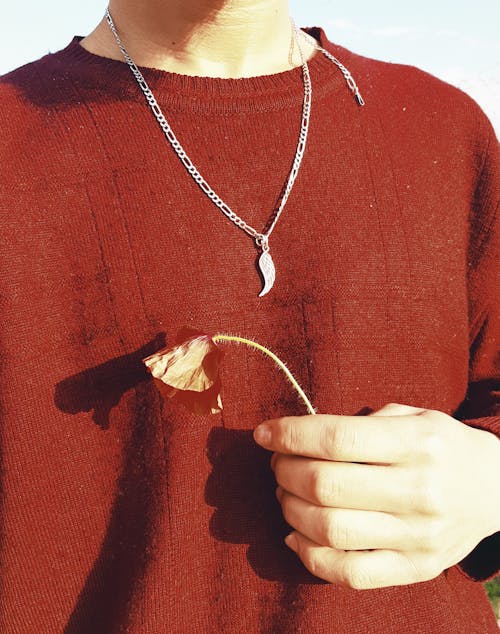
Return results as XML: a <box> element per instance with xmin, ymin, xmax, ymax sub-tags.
<box><xmin>0</xmin><ymin>1</ymin><xmax>498</xmax><ymax>632</ymax></box>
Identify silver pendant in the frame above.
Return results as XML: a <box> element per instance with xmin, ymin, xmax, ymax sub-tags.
<box><xmin>257</xmin><ymin>250</ymin><xmax>276</xmax><ymax>297</ymax></box>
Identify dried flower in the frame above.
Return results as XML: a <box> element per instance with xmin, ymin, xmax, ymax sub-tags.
<box><xmin>143</xmin><ymin>326</ymin><xmax>315</xmax><ymax>416</ymax></box>
<box><xmin>143</xmin><ymin>327</ymin><xmax>223</xmax><ymax>415</ymax></box>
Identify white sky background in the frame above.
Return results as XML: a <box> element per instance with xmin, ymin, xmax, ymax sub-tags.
<box><xmin>1</xmin><ymin>1</ymin><xmax>499</xmax><ymax>133</ymax></box>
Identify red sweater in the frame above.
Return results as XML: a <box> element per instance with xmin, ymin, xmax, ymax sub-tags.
<box><xmin>0</xmin><ymin>29</ymin><xmax>499</xmax><ymax>633</ymax></box>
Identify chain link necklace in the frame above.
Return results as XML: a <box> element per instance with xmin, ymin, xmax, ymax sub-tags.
<box><xmin>105</xmin><ymin>8</ymin><xmax>364</xmax><ymax>297</ymax></box>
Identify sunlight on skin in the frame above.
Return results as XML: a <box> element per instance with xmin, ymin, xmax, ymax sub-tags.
<box><xmin>79</xmin><ymin>0</ymin><xmax>318</xmax><ymax>77</ymax></box>
<box><xmin>254</xmin><ymin>404</ymin><xmax>500</xmax><ymax>588</ymax></box>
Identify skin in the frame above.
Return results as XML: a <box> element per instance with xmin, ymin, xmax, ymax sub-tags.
<box><xmin>80</xmin><ymin>0</ymin><xmax>318</xmax><ymax>77</ymax></box>
<box><xmin>254</xmin><ymin>404</ymin><xmax>500</xmax><ymax>588</ymax></box>
<box><xmin>81</xmin><ymin>2</ymin><xmax>500</xmax><ymax>588</ymax></box>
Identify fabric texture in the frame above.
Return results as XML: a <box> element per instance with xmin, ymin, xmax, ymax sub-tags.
<box><xmin>0</xmin><ymin>28</ymin><xmax>499</xmax><ymax>633</ymax></box>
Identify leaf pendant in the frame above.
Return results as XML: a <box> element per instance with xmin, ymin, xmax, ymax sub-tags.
<box><xmin>257</xmin><ymin>250</ymin><xmax>276</xmax><ymax>297</ymax></box>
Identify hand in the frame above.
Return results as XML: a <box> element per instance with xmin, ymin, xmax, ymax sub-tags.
<box><xmin>253</xmin><ymin>403</ymin><xmax>500</xmax><ymax>589</ymax></box>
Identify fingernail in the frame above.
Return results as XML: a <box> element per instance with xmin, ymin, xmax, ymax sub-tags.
<box><xmin>285</xmin><ymin>533</ymin><xmax>298</xmax><ymax>553</ymax></box>
<box><xmin>276</xmin><ymin>486</ymin><xmax>284</xmax><ymax>502</ymax></box>
<box><xmin>254</xmin><ymin>423</ymin><xmax>272</xmax><ymax>447</ymax></box>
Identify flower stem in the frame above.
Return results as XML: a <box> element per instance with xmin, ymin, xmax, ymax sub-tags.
<box><xmin>213</xmin><ymin>334</ymin><xmax>316</xmax><ymax>416</ymax></box>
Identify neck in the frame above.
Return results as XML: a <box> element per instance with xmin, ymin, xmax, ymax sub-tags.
<box><xmin>80</xmin><ymin>0</ymin><xmax>318</xmax><ymax>78</ymax></box>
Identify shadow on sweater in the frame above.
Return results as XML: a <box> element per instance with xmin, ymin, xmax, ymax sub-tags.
<box><xmin>205</xmin><ymin>427</ymin><xmax>324</xmax><ymax>586</ymax></box>
<box><xmin>54</xmin><ymin>333</ymin><xmax>165</xmax><ymax>429</ymax></box>
<box><xmin>62</xmin><ymin>377</ymin><xmax>164</xmax><ymax>634</ymax></box>
<box><xmin>54</xmin><ymin>337</ymin><xmax>166</xmax><ymax>631</ymax></box>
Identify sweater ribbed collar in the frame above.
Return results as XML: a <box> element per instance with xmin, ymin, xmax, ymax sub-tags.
<box><xmin>53</xmin><ymin>29</ymin><xmax>355</xmax><ymax>114</ymax></box>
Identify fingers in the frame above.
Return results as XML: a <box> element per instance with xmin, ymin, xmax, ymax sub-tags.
<box><xmin>254</xmin><ymin>406</ymin><xmax>456</xmax><ymax>588</ymax></box>
<box><xmin>284</xmin><ymin>532</ymin><xmax>437</xmax><ymax>589</ymax></box>
<box><xmin>278</xmin><ymin>488</ymin><xmax>414</xmax><ymax>551</ymax></box>
<box><xmin>274</xmin><ymin>454</ymin><xmax>418</xmax><ymax>513</ymax></box>
<box><xmin>254</xmin><ymin>411</ymin><xmax>426</xmax><ymax>464</ymax></box>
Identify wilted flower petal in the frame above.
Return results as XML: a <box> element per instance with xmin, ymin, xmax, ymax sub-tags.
<box><xmin>143</xmin><ymin>327</ymin><xmax>224</xmax><ymax>415</ymax></box>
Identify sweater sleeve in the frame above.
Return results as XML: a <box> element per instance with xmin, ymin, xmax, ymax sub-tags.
<box><xmin>453</xmin><ymin>112</ymin><xmax>500</xmax><ymax>582</ymax></box>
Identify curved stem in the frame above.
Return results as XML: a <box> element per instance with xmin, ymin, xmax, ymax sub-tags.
<box><xmin>213</xmin><ymin>334</ymin><xmax>316</xmax><ymax>416</ymax></box>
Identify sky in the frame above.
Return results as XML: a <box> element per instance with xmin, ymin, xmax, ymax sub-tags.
<box><xmin>1</xmin><ymin>1</ymin><xmax>499</xmax><ymax>131</ymax></box>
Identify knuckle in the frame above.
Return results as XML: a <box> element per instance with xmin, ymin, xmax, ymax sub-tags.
<box><xmin>409</xmin><ymin>557</ymin><xmax>441</xmax><ymax>583</ymax></box>
<box><xmin>302</xmin><ymin>548</ymin><xmax>323</xmax><ymax>580</ymax></box>
<box><xmin>423</xmin><ymin>562</ymin><xmax>443</xmax><ymax>581</ymax></box>
<box><xmin>273</xmin><ymin>458</ymin><xmax>284</xmax><ymax>485</ymax></box>
<box><xmin>413</xmin><ymin>475</ymin><xmax>442</xmax><ymax>515</ymax></box>
<box><xmin>385</xmin><ymin>402</ymin><xmax>404</xmax><ymax>411</ymax></box>
<box><xmin>278</xmin><ymin>420</ymin><xmax>303</xmax><ymax>452</ymax></box>
<box><xmin>402</xmin><ymin>554</ymin><xmax>442</xmax><ymax>583</ymax></box>
<box><xmin>280</xmin><ymin>493</ymin><xmax>292</xmax><ymax>518</ymax></box>
<box><xmin>425</xmin><ymin>408</ymin><xmax>447</xmax><ymax>421</ymax></box>
<box><xmin>419</xmin><ymin>520</ymin><xmax>444</xmax><ymax>553</ymax></box>
<box><xmin>325</xmin><ymin>512</ymin><xmax>351</xmax><ymax>550</ymax></box>
<box><xmin>342</xmin><ymin>561</ymin><xmax>372</xmax><ymax>590</ymax></box>
<box><xmin>310</xmin><ymin>468</ymin><xmax>339</xmax><ymax>505</ymax></box>
<box><xmin>329</xmin><ymin>477</ymin><xmax>346</xmax><ymax>506</ymax></box>
<box><xmin>417</xmin><ymin>426</ymin><xmax>444</xmax><ymax>463</ymax></box>
<box><xmin>281</xmin><ymin>503</ymin><xmax>299</xmax><ymax>534</ymax></box>
<box><xmin>321</xmin><ymin>420</ymin><xmax>355</xmax><ymax>458</ymax></box>
<box><xmin>375</xmin><ymin>402</ymin><xmax>413</xmax><ymax>416</ymax></box>
<box><xmin>309</xmin><ymin>468</ymin><xmax>328</xmax><ymax>503</ymax></box>
<box><xmin>401</xmin><ymin>555</ymin><xmax>425</xmax><ymax>583</ymax></box>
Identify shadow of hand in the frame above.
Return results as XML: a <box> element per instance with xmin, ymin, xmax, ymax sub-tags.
<box><xmin>205</xmin><ymin>427</ymin><xmax>322</xmax><ymax>583</ymax></box>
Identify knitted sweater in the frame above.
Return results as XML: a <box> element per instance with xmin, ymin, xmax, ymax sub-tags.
<box><xmin>0</xmin><ymin>29</ymin><xmax>499</xmax><ymax>634</ymax></box>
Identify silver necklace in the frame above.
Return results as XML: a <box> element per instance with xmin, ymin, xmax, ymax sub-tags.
<box><xmin>105</xmin><ymin>9</ymin><xmax>364</xmax><ymax>297</ymax></box>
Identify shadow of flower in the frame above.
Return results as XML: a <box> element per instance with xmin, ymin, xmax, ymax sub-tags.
<box><xmin>54</xmin><ymin>333</ymin><xmax>166</xmax><ymax>429</ymax></box>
